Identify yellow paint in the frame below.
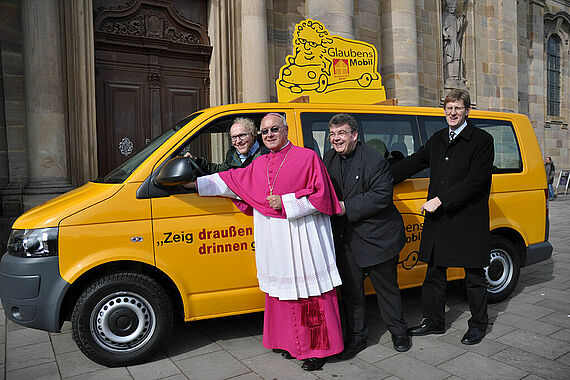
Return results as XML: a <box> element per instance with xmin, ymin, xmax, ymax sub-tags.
<box><xmin>277</xmin><ymin>19</ymin><xmax>386</xmax><ymax>103</ymax></box>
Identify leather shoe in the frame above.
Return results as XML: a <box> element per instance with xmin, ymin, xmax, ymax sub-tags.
<box><xmin>407</xmin><ymin>320</ymin><xmax>445</xmax><ymax>336</ymax></box>
<box><xmin>301</xmin><ymin>357</ymin><xmax>327</xmax><ymax>371</ymax></box>
<box><xmin>391</xmin><ymin>334</ymin><xmax>411</xmax><ymax>352</ymax></box>
<box><xmin>461</xmin><ymin>328</ymin><xmax>485</xmax><ymax>345</ymax></box>
<box><xmin>335</xmin><ymin>341</ymin><xmax>367</xmax><ymax>360</ymax></box>
<box><xmin>272</xmin><ymin>349</ymin><xmax>294</xmax><ymax>359</ymax></box>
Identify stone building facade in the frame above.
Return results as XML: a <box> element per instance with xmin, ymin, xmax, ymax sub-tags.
<box><xmin>0</xmin><ymin>0</ymin><xmax>568</xmax><ymax>237</ymax></box>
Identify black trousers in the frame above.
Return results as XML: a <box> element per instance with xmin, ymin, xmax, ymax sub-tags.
<box><xmin>337</xmin><ymin>242</ymin><xmax>408</xmax><ymax>343</ymax></box>
<box><xmin>421</xmin><ymin>263</ymin><xmax>488</xmax><ymax>331</ymax></box>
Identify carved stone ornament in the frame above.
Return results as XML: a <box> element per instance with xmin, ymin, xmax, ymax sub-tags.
<box><xmin>100</xmin><ymin>7</ymin><xmax>201</xmax><ymax>45</ymax></box>
<box><xmin>119</xmin><ymin>137</ymin><xmax>134</xmax><ymax>156</ymax></box>
<box><xmin>148</xmin><ymin>72</ymin><xmax>161</xmax><ymax>87</ymax></box>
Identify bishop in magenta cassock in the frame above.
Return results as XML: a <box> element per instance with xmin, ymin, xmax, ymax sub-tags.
<box><xmin>186</xmin><ymin>113</ymin><xmax>344</xmax><ymax>371</ymax></box>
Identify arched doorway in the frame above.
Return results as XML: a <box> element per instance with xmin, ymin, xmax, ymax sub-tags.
<box><xmin>93</xmin><ymin>0</ymin><xmax>211</xmax><ymax>176</ymax></box>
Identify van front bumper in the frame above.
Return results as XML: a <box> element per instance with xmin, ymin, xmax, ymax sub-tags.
<box><xmin>525</xmin><ymin>241</ymin><xmax>553</xmax><ymax>266</ymax></box>
<box><xmin>0</xmin><ymin>252</ymin><xmax>70</xmax><ymax>332</ymax></box>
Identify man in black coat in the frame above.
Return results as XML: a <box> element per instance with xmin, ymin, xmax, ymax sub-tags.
<box><xmin>323</xmin><ymin>113</ymin><xmax>410</xmax><ymax>358</ymax></box>
<box><xmin>391</xmin><ymin>89</ymin><xmax>494</xmax><ymax>345</ymax></box>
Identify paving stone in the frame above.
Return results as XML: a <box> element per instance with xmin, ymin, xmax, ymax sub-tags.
<box><xmin>164</xmin><ymin>325</ymin><xmax>221</xmax><ymax>362</ymax></box>
<box><xmin>209</xmin><ymin>328</ymin><xmax>269</xmax><ymax>360</ymax></box>
<box><xmin>67</xmin><ymin>367</ymin><xmax>132</xmax><ymax>380</ymax></box>
<box><xmin>550</xmin><ymin>327</ymin><xmax>570</xmax><ymax>343</ymax></box>
<box><xmin>0</xmin><ymin>325</ymin><xmax>5</xmax><ymax>345</ymax></box>
<box><xmin>127</xmin><ymin>355</ymin><xmax>181</xmax><ymax>379</ymax></box>
<box><xmin>175</xmin><ymin>349</ymin><xmax>251</xmax><ymax>380</ymax></box>
<box><xmin>357</xmin><ymin>341</ymin><xmax>398</xmax><ymax>364</ymax></box>
<box><xmin>438</xmin><ymin>351</ymin><xmax>528</xmax><ymax>379</ymax></box>
<box><xmin>56</xmin><ymin>350</ymin><xmax>107</xmax><ymax>378</ymax></box>
<box><xmin>6</xmin><ymin>327</ymin><xmax>50</xmax><ymax>349</ymax></box>
<box><xmin>0</xmin><ymin>343</ymin><xmax>4</xmax><ymax>365</ymax></box>
<box><xmin>404</xmin><ymin>335</ymin><xmax>465</xmax><ymax>366</ymax></box>
<box><xmin>538</xmin><ymin>311</ymin><xmax>570</xmax><ymax>329</ymax></box>
<box><xmin>228</xmin><ymin>373</ymin><xmax>263</xmax><ymax>380</ymax></box>
<box><xmin>498</xmin><ymin>330</ymin><xmax>569</xmax><ymax>360</ymax></box>
<box><xmin>49</xmin><ymin>332</ymin><xmax>77</xmax><ymax>355</ymax></box>
<box><xmin>490</xmin><ymin>299</ymin><xmax>555</xmax><ymax>320</ymax></box>
<box><xmin>527</xmin><ymin>288</ymin><xmax>570</xmax><ymax>304</ymax></box>
<box><xmin>5</xmin><ymin>320</ymin><xmax>25</xmax><ymax>332</ymax></box>
<box><xmin>240</xmin><ymin>352</ymin><xmax>314</xmax><ymax>379</ymax></box>
<box><xmin>6</xmin><ymin>341</ymin><xmax>55</xmax><ymax>371</ymax></box>
<box><xmin>485</xmin><ymin>321</ymin><xmax>517</xmax><ymax>340</ymax></box>
<box><xmin>492</xmin><ymin>346</ymin><xmax>570</xmax><ymax>380</ymax></box>
<box><xmin>6</xmin><ymin>362</ymin><xmax>60</xmax><ymax>380</ymax></box>
<box><xmin>437</xmin><ymin>329</ymin><xmax>507</xmax><ymax>357</ymax></box>
<box><xmin>534</xmin><ymin>298</ymin><xmax>570</xmax><ymax>313</ymax></box>
<box><xmin>378</xmin><ymin>353</ymin><xmax>450</xmax><ymax>379</ymax></box>
<box><xmin>556</xmin><ymin>351</ymin><xmax>570</xmax><ymax>367</ymax></box>
<box><xmin>161</xmin><ymin>375</ymin><xmax>191</xmax><ymax>380</ymax></box>
<box><xmin>496</xmin><ymin>312</ymin><xmax>562</xmax><ymax>336</ymax></box>
<box><xmin>324</xmin><ymin>356</ymin><xmax>393</xmax><ymax>379</ymax></box>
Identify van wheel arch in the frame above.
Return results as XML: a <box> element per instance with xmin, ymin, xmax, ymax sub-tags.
<box><xmin>60</xmin><ymin>261</ymin><xmax>185</xmax><ymax>326</ymax></box>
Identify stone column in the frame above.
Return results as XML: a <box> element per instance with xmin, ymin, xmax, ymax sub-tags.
<box><xmin>241</xmin><ymin>0</ymin><xmax>270</xmax><ymax>102</ymax></box>
<box><xmin>62</xmin><ymin>0</ymin><xmax>98</xmax><ymax>186</ymax></box>
<box><xmin>528</xmin><ymin>0</ymin><xmax>546</xmax><ymax>147</ymax></box>
<box><xmin>21</xmin><ymin>0</ymin><xmax>72</xmax><ymax>209</ymax></box>
<box><xmin>380</xmin><ymin>0</ymin><xmax>419</xmax><ymax>105</ymax></box>
<box><xmin>307</xmin><ymin>0</ymin><xmax>355</xmax><ymax>38</ymax></box>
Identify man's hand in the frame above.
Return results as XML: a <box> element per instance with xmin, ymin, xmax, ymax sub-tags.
<box><xmin>420</xmin><ymin>197</ymin><xmax>442</xmax><ymax>213</ymax></box>
<box><xmin>183</xmin><ymin>152</ymin><xmax>197</xmax><ymax>160</ymax></box>
<box><xmin>182</xmin><ymin>181</ymin><xmax>197</xmax><ymax>190</ymax></box>
<box><xmin>337</xmin><ymin>201</ymin><xmax>346</xmax><ymax>216</ymax></box>
<box><xmin>267</xmin><ymin>194</ymin><xmax>282</xmax><ymax>210</ymax></box>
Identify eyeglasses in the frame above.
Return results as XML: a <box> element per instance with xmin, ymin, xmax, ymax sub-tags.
<box><xmin>328</xmin><ymin>130</ymin><xmax>354</xmax><ymax>139</ymax></box>
<box><xmin>260</xmin><ymin>126</ymin><xmax>282</xmax><ymax>135</ymax></box>
<box><xmin>230</xmin><ymin>133</ymin><xmax>251</xmax><ymax>142</ymax></box>
<box><xmin>444</xmin><ymin>106</ymin><xmax>466</xmax><ymax>113</ymax></box>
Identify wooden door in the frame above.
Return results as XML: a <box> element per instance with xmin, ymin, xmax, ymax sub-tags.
<box><xmin>93</xmin><ymin>0</ymin><xmax>211</xmax><ymax>177</ymax></box>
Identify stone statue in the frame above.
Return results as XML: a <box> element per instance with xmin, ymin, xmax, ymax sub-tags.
<box><xmin>442</xmin><ymin>0</ymin><xmax>466</xmax><ymax>85</ymax></box>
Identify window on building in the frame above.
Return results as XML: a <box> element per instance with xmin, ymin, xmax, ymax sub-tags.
<box><xmin>547</xmin><ymin>35</ymin><xmax>561</xmax><ymax>117</ymax></box>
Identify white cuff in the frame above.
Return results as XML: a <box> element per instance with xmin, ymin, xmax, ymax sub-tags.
<box><xmin>282</xmin><ymin>193</ymin><xmax>318</xmax><ymax>219</ymax></box>
<box><xmin>197</xmin><ymin>174</ymin><xmax>238</xmax><ymax>198</ymax></box>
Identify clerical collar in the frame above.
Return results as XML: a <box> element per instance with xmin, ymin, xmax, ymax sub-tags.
<box><xmin>237</xmin><ymin>140</ymin><xmax>259</xmax><ymax>163</ymax></box>
<box><xmin>271</xmin><ymin>141</ymin><xmax>291</xmax><ymax>153</ymax></box>
<box><xmin>449</xmin><ymin>121</ymin><xmax>467</xmax><ymax>137</ymax></box>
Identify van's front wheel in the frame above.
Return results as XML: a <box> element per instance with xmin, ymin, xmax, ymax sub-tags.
<box><xmin>72</xmin><ymin>273</ymin><xmax>173</xmax><ymax>367</ymax></box>
<box><xmin>485</xmin><ymin>236</ymin><xmax>520</xmax><ymax>303</ymax></box>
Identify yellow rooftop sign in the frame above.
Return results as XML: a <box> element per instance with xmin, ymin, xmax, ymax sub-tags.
<box><xmin>277</xmin><ymin>19</ymin><xmax>386</xmax><ymax>104</ymax></box>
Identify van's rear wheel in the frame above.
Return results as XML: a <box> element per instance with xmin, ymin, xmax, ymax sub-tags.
<box><xmin>71</xmin><ymin>273</ymin><xmax>173</xmax><ymax>367</ymax></box>
<box><xmin>485</xmin><ymin>236</ymin><xmax>520</xmax><ymax>303</ymax></box>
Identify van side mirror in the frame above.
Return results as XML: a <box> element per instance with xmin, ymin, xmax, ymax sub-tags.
<box><xmin>154</xmin><ymin>157</ymin><xmax>197</xmax><ymax>186</ymax></box>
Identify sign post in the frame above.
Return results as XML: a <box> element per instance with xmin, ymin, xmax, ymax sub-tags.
<box><xmin>555</xmin><ymin>170</ymin><xmax>570</xmax><ymax>195</ymax></box>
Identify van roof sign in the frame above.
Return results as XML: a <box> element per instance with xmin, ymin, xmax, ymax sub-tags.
<box><xmin>276</xmin><ymin>19</ymin><xmax>386</xmax><ymax>104</ymax></box>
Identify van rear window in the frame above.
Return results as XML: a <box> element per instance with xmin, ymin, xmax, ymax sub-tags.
<box><xmin>418</xmin><ymin>116</ymin><xmax>523</xmax><ymax>174</ymax></box>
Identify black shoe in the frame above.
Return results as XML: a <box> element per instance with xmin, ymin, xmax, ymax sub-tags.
<box><xmin>407</xmin><ymin>320</ymin><xmax>446</xmax><ymax>336</ymax></box>
<box><xmin>272</xmin><ymin>349</ymin><xmax>294</xmax><ymax>359</ymax></box>
<box><xmin>391</xmin><ymin>334</ymin><xmax>411</xmax><ymax>352</ymax></box>
<box><xmin>335</xmin><ymin>341</ymin><xmax>367</xmax><ymax>360</ymax></box>
<box><xmin>461</xmin><ymin>328</ymin><xmax>485</xmax><ymax>345</ymax></box>
<box><xmin>301</xmin><ymin>357</ymin><xmax>327</xmax><ymax>371</ymax></box>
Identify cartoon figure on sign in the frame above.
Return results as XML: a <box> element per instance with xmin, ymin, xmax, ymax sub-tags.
<box><xmin>277</xmin><ymin>19</ymin><xmax>386</xmax><ymax>104</ymax></box>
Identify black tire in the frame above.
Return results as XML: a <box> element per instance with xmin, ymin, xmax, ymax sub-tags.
<box><xmin>485</xmin><ymin>236</ymin><xmax>520</xmax><ymax>303</ymax></box>
<box><xmin>71</xmin><ymin>273</ymin><xmax>173</xmax><ymax>367</ymax></box>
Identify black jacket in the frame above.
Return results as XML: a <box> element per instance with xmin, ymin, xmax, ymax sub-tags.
<box><xmin>324</xmin><ymin>142</ymin><xmax>405</xmax><ymax>267</ymax></box>
<box><xmin>391</xmin><ymin>122</ymin><xmax>494</xmax><ymax>268</ymax></box>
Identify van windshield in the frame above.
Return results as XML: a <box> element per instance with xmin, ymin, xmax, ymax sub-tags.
<box><xmin>95</xmin><ymin>112</ymin><xmax>202</xmax><ymax>184</ymax></box>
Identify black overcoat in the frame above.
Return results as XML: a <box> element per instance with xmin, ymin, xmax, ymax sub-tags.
<box><xmin>324</xmin><ymin>142</ymin><xmax>405</xmax><ymax>268</ymax></box>
<box><xmin>391</xmin><ymin>122</ymin><xmax>494</xmax><ymax>268</ymax></box>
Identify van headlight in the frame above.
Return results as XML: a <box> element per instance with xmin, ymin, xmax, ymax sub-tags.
<box><xmin>7</xmin><ymin>228</ymin><xmax>58</xmax><ymax>257</ymax></box>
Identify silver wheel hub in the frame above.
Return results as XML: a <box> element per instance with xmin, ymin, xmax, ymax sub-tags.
<box><xmin>90</xmin><ymin>291</ymin><xmax>156</xmax><ymax>353</ymax></box>
<box><xmin>485</xmin><ymin>248</ymin><xmax>513</xmax><ymax>294</ymax></box>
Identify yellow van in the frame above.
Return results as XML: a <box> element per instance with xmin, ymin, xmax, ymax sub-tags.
<box><xmin>0</xmin><ymin>102</ymin><xmax>552</xmax><ymax>366</ymax></box>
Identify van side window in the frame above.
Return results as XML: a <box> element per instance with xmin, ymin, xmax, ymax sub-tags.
<box><xmin>300</xmin><ymin>112</ymin><xmax>418</xmax><ymax>165</ymax></box>
<box><xmin>418</xmin><ymin>116</ymin><xmax>523</xmax><ymax>174</ymax></box>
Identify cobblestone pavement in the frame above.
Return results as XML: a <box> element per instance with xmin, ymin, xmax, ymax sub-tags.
<box><xmin>1</xmin><ymin>196</ymin><xmax>569</xmax><ymax>379</ymax></box>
